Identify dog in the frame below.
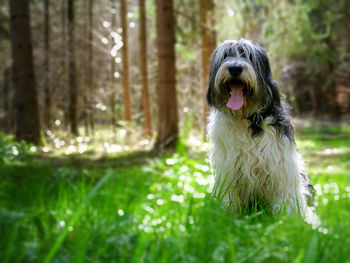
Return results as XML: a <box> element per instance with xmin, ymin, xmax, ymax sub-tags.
<box><xmin>206</xmin><ymin>39</ymin><xmax>314</xmax><ymax>215</ymax></box>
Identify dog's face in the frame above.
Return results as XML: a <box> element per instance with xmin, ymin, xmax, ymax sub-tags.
<box><xmin>206</xmin><ymin>39</ymin><xmax>280</xmax><ymax>117</ymax></box>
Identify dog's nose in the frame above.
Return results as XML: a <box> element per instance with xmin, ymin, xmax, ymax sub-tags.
<box><xmin>228</xmin><ymin>64</ymin><xmax>243</xmax><ymax>77</ymax></box>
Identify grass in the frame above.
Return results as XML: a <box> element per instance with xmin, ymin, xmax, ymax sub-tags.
<box><xmin>0</xmin><ymin>125</ymin><xmax>350</xmax><ymax>262</ymax></box>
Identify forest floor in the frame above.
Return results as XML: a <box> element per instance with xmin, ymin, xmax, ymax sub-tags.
<box><xmin>0</xmin><ymin>124</ymin><xmax>350</xmax><ymax>262</ymax></box>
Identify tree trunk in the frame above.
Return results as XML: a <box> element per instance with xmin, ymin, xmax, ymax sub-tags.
<box><xmin>311</xmin><ymin>83</ymin><xmax>321</xmax><ymax>117</ymax></box>
<box><xmin>43</xmin><ymin>0</ymin><xmax>52</xmax><ymax>129</ymax></box>
<box><xmin>2</xmin><ymin>68</ymin><xmax>12</xmax><ymax>133</ymax></box>
<box><xmin>83</xmin><ymin>2</ymin><xmax>89</xmax><ymax>136</ymax></box>
<box><xmin>139</xmin><ymin>0</ymin><xmax>153</xmax><ymax>138</ymax></box>
<box><xmin>154</xmin><ymin>0</ymin><xmax>178</xmax><ymax>153</ymax></box>
<box><xmin>67</xmin><ymin>0</ymin><xmax>78</xmax><ymax>135</ymax></box>
<box><xmin>200</xmin><ymin>0</ymin><xmax>216</xmax><ymax>131</ymax></box>
<box><xmin>120</xmin><ymin>0</ymin><xmax>132</xmax><ymax>122</ymax></box>
<box><xmin>110</xmin><ymin>0</ymin><xmax>117</xmax><ymax>131</ymax></box>
<box><xmin>327</xmin><ymin>61</ymin><xmax>340</xmax><ymax>119</ymax></box>
<box><xmin>9</xmin><ymin>0</ymin><xmax>41</xmax><ymax>145</ymax></box>
<box><xmin>87</xmin><ymin>0</ymin><xmax>95</xmax><ymax>134</ymax></box>
<box><xmin>83</xmin><ymin>0</ymin><xmax>94</xmax><ymax>136</ymax></box>
<box><xmin>61</xmin><ymin>0</ymin><xmax>69</xmax><ymax>129</ymax></box>
<box><xmin>324</xmin><ymin>37</ymin><xmax>340</xmax><ymax>119</ymax></box>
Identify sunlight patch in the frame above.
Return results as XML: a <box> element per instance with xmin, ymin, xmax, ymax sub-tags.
<box><xmin>323</xmin><ymin>148</ymin><xmax>339</xmax><ymax>155</ymax></box>
<box><xmin>65</xmin><ymin>145</ymin><xmax>76</xmax><ymax>155</ymax></box>
<box><xmin>326</xmin><ymin>165</ymin><xmax>335</xmax><ymax>172</ymax></box>
<box><xmin>179</xmin><ymin>224</ymin><xmax>186</xmax><ymax>232</ymax></box>
<box><xmin>171</xmin><ymin>194</ymin><xmax>184</xmax><ymax>203</ymax></box>
<box><xmin>147</xmin><ymin>194</ymin><xmax>154</xmax><ymax>200</ymax></box>
<box><xmin>194</xmin><ymin>164</ymin><xmax>210</xmax><ymax>172</ymax></box>
<box><xmin>30</xmin><ymin>146</ymin><xmax>37</xmax><ymax>152</ymax></box>
<box><xmin>165</xmin><ymin>158</ymin><xmax>177</xmax><ymax>165</ymax></box>
<box><xmin>156</xmin><ymin>199</ymin><xmax>164</xmax><ymax>206</ymax></box>
<box><xmin>43</xmin><ymin>147</ymin><xmax>50</xmax><ymax>153</ymax></box>
<box><xmin>305</xmin><ymin>207</ymin><xmax>321</xmax><ymax>230</ymax></box>
<box><xmin>11</xmin><ymin>146</ymin><xmax>19</xmax><ymax>156</ymax></box>
<box><xmin>179</xmin><ymin>165</ymin><xmax>189</xmax><ymax>173</ymax></box>
<box><xmin>142</xmin><ymin>205</ymin><xmax>154</xmax><ymax>214</ymax></box>
<box><xmin>193</xmin><ymin>192</ymin><xmax>205</xmax><ymax>199</ymax></box>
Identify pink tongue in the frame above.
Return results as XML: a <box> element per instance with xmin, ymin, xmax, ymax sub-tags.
<box><xmin>226</xmin><ymin>84</ymin><xmax>244</xmax><ymax>110</ymax></box>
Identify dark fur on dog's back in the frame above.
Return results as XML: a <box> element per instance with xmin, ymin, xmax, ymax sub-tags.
<box><xmin>206</xmin><ymin>39</ymin><xmax>294</xmax><ymax>141</ymax></box>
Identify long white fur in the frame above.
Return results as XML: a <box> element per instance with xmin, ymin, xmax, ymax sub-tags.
<box><xmin>207</xmin><ymin>109</ymin><xmax>308</xmax><ymax>215</ymax></box>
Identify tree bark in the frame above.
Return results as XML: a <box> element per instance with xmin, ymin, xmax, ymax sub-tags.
<box><xmin>154</xmin><ymin>0</ymin><xmax>178</xmax><ymax>153</ymax></box>
<box><xmin>43</xmin><ymin>0</ymin><xmax>52</xmax><ymax>129</ymax></box>
<box><xmin>139</xmin><ymin>0</ymin><xmax>153</xmax><ymax>138</ymax></box>
<box><xmin>110</xmin><ymin>0</ymin><xmax>117</xmax><ymax>131</ymax></box>
<box><xmin>311</xmin><ymin>82</ymin><xmax>321</xmax><ymax>117</ymax></box>
<box><xmin>61</xmin><ymin>0</ymin><xmax>69</xmax><ymax>129</ymax></box>
<box><xmin>67</xmin><ymin>0</ymin><xmax>78</xmax><ymax>135</ymax></box>
<box><xmin>324</xmin><ymin>37</ymin><xmax>340</xmax><ymax>119</ymax></box>
<box><xmin>2</xmin><ymin>68</ymin><xmax>12</xmax><ymax>133</ymax></box>
<box><xmin>327</xmin><ymin>61</ymin><xmax>340</xmax><ymax>119</ymax></box>
<box><xmin>120</xmin><ymin>0</ymin><xmax>132</xmax><ymax>122</ymax></box>
<box><xmin>87</xmin><ymin>0</ymin><xmax>95</xmax><ymax>134</ymax></box>
<box><xmin>83</xmin><ymin>0</ymin><xmax>95</xmax><ymax>136</ymax></box>
<box><xmin>9</xmin><ymin>0</ymin><xmax>41</xmax><ymax>145</ymax></box>
<box><xmin>200</xmin><ymin>0</ymin><xmax>216</xmax><ymax>131</ymax></box>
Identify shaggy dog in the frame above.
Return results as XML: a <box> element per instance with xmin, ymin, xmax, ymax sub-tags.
<box><xmin>206</xmin><ymin>39</ymin><xmax>313</xmax><ymax>215</ymax></box>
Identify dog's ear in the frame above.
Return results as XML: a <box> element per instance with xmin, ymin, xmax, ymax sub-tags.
<box><xmin>255</xmin><ymin>47</ymin><xmax>282</xmax><ymax>109</ymax></box>
<box><xmin>266</xmin><ymin>77</ymin><xmax>281</xmax><ymax>108</ymax></box>
<box><xmin>206</xmin><ymin>48</ymin><xmax>219</xmax><ymax>106</ymax></box>
<box><xmin>260</xmin><ymin>61</ymin><xmax>295</xmax><ymax>141</ymax></box>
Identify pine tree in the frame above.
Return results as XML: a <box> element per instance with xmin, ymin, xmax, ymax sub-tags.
<box><xmin>154</xmin><ymin>0</ymin><xmax>178</xmax><ymax>153</ymax></box>
<box><xmin>9</xmin><ymin>0</ymin><xmax>41</xmax><ymax>144</ymax></box>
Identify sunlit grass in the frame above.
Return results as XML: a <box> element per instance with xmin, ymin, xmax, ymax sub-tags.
<box><xmin>0</xmin><ymin>124</ymin><xmax>349</xmax><ymax>262</ymax></box>
<box><xmin>40</xmin><ymin>123</ymin><xmax>154</xmax><ymax>159</ymax></box>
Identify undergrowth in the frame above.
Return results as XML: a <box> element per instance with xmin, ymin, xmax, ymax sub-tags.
<box><xmin>0</xmin><ymin>125</ymin><xmax>349</xmax><ymax>262</ymax></box>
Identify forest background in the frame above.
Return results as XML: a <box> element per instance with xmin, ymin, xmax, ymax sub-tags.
<box><xmin>1</xmin><ymin>0</ymin><xmax>349</xmax><ymax>147</ymax></box>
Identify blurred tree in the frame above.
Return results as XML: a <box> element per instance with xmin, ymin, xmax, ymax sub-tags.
<box><xmin>110</xmin><ymin>0</ymin><xmax>117</xmax><ymax>131</ymax></box>
<box><xmin>82</xmin><ymin>0</ymin><xmax>95</xmax><ymax>136</ymax></box>
<box><xmin>43</xmin><ymin>0</ymin><xmax>52</xmax><ymax>129</ymax></box>
<box><xmin>2</xmin><ymin>68</ymin><xmax>12</xmax><ymax>133</ymax></box>
<box><xmin>154</xmin><ymin>0</ymin><xmax>178</xmax><ymax>153</ymax></box>
<box><xmin>3</xmin><ymin>0</ymin><xmax>350</xmax><ymax>145</ymax></box>
<box><xmin>67</xmin><ymin>0</ymin><xmax>78</xmax><ymax>135</ymax></box>
<box><xmin>9</xmin><ymin>0</ymin><xmax>41</xmax><ymax>144</ymax></box>
<box><xmin>60</xmin><ymin>0</ymin><xmax>69</xmax><ymax>129</ymax></box>
<box><xmin>0</xmin><ymin>8</ymin><xmax>9</xmax><ymax>39</ymax></box>
<box><xmin>121</xmin><ymin>0</ymin><xmax>132</xmax><ymax>122</ymax></box>
<box><xmin>87</xmin><ymin>0</ymin><xmax>95</xmax><ymax>134</ymax></box>
<box><xmin>200</xmin><ymin>0</ymin><xmax>216</xmax><ymax>130</ymax></box>
<box><xmin>263</xmin><ymin>0</ymin><xmax>349</xmax><ymax>118</ymax></box>
<box><xmin>139</xmin><ymin>0</ymin><xmax>153</xmax><ymax>138</ymax></box>
<box><xmin>335</xmin><ymin>0</ymin><xmax>350</xmax><ymax>115</ymax></box>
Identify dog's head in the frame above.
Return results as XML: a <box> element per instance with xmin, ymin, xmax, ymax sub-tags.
<box><xmin>206</xmin><ymin>39</ymin><xmax>280</xmax><ymax>118</ymax></box>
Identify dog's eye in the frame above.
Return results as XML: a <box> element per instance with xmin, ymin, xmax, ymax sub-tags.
<box><xmin>237</xmin><ymin>47</ymin><xmax>244</xmax><ymax>57</ymax></box>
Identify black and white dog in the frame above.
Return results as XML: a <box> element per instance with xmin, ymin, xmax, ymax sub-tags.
<box><xmin>206</xmin><ymin>39</ymin><xmax>313</xmax><ymax>215</ymax></box>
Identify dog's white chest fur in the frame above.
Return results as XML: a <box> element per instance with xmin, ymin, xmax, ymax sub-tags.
<box><xmin>207</xmin><ymin>110</ymin><xmax>307</xmax><ymax>213</ymax></box>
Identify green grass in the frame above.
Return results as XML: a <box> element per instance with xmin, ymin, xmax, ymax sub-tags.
<box><xmin>0</xmin><ymin>125</ymin><xmax>350</xmax><ymax>262</ymax></box>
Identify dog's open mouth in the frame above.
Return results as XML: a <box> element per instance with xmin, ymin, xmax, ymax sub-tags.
<box><xmin>226</xmin><ymin>79</ymin><xmax>246</xmax><ymax>110</ymax></box>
